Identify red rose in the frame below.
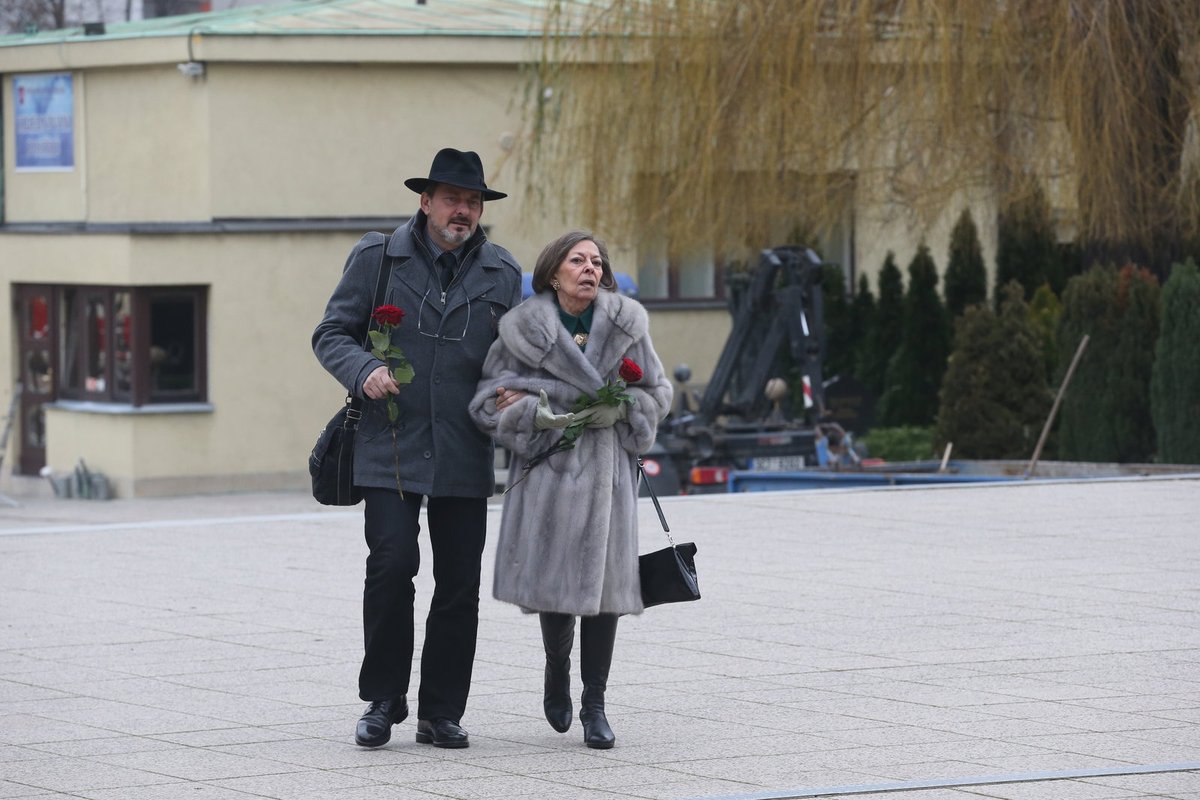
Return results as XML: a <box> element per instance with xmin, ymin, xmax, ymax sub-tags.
<box><xmin>619</xmin><ymin>357</ymin><xmax>643</xmax><ymax>383</ymax></box>
<box><xmin>372</xmin><ymin>304</ymin><xmax>405</xmax><ymax>327</ymax></box>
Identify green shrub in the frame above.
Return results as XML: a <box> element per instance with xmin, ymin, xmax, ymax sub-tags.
<box><xmin>935</xmin><ymin>282</ymin><xmax>1051</xmax><ymax>458</ymax></box>
<box><xmin>861</xmin><ymin>426</ymin><xmax>936</xmax><ymax>462</ymax></box>
<box><xmin>1151</xmin><ymin>260</ymin><xmax>1200</xmax><ymax>463</ymax></box>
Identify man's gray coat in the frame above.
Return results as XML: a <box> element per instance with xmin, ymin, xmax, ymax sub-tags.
<box><xmin>470</xmin><ymin>290</ymin><xmax>673</xmax><ymax>615</ymax></box>
<box><xmin>313</xmin><ymin>214</ymin><xmax>522</xmax><ymax>497</ymax></box>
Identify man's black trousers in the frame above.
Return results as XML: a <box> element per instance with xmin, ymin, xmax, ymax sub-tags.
<box><xmin>359</xmin><ymin>488</ymin><xmax>487</xmax><ymax>722</ymax></box>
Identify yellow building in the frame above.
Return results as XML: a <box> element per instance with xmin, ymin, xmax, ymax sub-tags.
<box><xmin>0</xmin><ymin>0</ymin><xmax>998</xmax><ymax>497</ymax></box>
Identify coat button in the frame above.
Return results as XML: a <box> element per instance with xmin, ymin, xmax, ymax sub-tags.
<box><xmin>433</xmin><ymin>376</ymin><xmax>442</xmax><ymax>384</ymax></box>
<box><xmin>423</xmin><ymin>450</ymin><xmax>432</xmax><ymax>459</ymax></box>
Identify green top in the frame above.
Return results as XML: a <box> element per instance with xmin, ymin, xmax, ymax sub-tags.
<box><xmin>556</xmin><ymin>300</ymin><xmax>594</xmax><ymax>350</ymax></box>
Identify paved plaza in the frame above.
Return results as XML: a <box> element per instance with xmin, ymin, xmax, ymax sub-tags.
<box><xmin>1</xmin><ymin>475</ymin><xmax>1199</xmax><ymax>799</ymax></box>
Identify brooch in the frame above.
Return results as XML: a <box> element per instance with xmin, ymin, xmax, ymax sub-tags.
<box><xmin>573</xmin><ymin>333</ymin><xmax>589</xmax><ymax>347</ymax></box>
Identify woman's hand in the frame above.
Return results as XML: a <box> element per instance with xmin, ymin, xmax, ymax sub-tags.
<box><xmin>533</xmin><ymin>390</ymin><xmax>576</xmax><ymax>429</ymax></box>
<box><xmin>574</xmin><ymin>403</ymin><xmax>627</xmax><ymax>429</ymax></box>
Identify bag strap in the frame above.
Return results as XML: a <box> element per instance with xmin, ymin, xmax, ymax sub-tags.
<box><xmin>637</xmin><ymin>456</ymin><xmax>674</xmax><ymax>544</ymax></box>
<box><xmin>347</xmin><ymin>234</ymin><xmax>393</xmax><ymax>411</ymax></box>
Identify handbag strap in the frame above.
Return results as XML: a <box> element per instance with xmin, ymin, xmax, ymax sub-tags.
<box><xmin>347</xmin><ymin>234</ymin><xmax>393</xmax><ymax>411</ymax></box>
<box><xmin>637</xmin><ymin>456</ymin><xmax>674</xmax><ymax>544</ymax></box>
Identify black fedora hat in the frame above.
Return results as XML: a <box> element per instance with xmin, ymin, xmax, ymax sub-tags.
<box><xmin>404</xmin><ymin>148</ymin><xmax>507</xmax><ymax>201</ymax></box>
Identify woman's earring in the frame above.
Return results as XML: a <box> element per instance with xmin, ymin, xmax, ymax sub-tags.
<box><xmin>551</xmin><ymin>279</ymin><xmax>561</xmax><ymax>290</ymax></box>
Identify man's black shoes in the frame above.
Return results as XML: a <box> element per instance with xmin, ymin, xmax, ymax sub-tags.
<box><xmin>354</xmin><ymin>697</ymin><xmax>409</xmax><ymax>747</ymax></box>
<box><xmin>415</xmin><ymin>718</ymin><xmax>469</xmax><ymax>748</ymax></box>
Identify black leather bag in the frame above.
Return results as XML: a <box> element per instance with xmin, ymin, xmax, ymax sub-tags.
<box><xmin>309</xmin><ymin>401</ymin><xmax>364</xmax><ymax>506</ymax></box>
<box><xmin>309</xmin><ymin>236</ymin><xmax>391</xmax><ymax>506</ymax></box>
<box><xmin>640</xmin><ymin>541</ymin><xmax>700</xmax><ymax>608</ymax></box>
<box><xmin>637</xmin><ymin>458</ymin><xmax>701</xmax><ymax>608</ymax></box>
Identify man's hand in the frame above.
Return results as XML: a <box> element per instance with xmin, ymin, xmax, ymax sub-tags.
<box><xmin>574</xmin><ymin>403</ymin><xmax>627</xmax><ymax>429</ymax></box>
<box><xmin>494</xmin><ymin>386</ymin><xmax>527</xmax><ymax>412</ymax></box>
<box><xmin>533</xmin><ymin>390</ymin><xmax>576</xmax><ymax>430</ymax></box>
<box><xmin>363</xmin><ymin>365</ymin><xmax>400</xmax><ymax>400</ymax></box>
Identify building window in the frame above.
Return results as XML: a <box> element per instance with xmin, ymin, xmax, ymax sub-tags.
<box><xmin>52</xmin><ymin>284</ymin><xmax>207</xmax><ymax>406</ymax></box>
<box><xmin>635</xmin><ymin>171</ymin><xmax>856</xmax><ymax>304</ymax></box>
<box><xmin>636</xmin><ymin>241</ymin><xmax>726</xmax><ymax>304</ymax></box>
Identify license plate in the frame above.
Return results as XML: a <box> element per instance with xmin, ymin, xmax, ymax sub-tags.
<box><xmin>751</xmin><ymin>455</ymin><xmax>806</xmax><ymax>471</ymax></box>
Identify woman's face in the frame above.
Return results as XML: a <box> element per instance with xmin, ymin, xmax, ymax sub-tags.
<box><xmin>553</xmin><ymin>240</ymin><xmax>603</xmax><ymax>315</ymax></box>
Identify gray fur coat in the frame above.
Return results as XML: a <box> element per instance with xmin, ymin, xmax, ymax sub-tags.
<box><xmin>469</xmin><ymin>290</ymin><xmax>673</xmax><ymax>615</ymax></box>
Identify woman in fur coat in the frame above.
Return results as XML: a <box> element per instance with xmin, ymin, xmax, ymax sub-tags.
<box><xmin>469</xmin><ymin>230</ymin><xmax>672</xmax><ymax>749</ymax></box>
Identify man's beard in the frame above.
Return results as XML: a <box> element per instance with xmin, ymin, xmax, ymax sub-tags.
<box><xmin>435</xmin><ymin>221</ymin><xmax>473</xmax><ymax>246</ymax></box>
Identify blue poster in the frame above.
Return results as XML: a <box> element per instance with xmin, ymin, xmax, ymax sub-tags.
<box><xmin>14</xmin><ymin>73</ymin><xmax>75</xmax><ymax>171</ymax></box>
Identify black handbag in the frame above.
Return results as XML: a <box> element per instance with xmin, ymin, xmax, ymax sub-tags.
<box><xmin>637</xmin><ymin>458</ymin><xmax>701</xmax><ymax>608</ymax></box>
<box><xmin>309</xmin><ymin>237</ymin><xmax>391</xmax><ymax>506</ymax></box>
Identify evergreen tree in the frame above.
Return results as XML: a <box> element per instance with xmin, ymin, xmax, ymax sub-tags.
<box><xmin>878</xmin><ymin>244</ymin><xmax>951</xmax><ymax>426</ymax></box>
<box><xmin>820</xmin><ymin>264</ymin><xmax>854</xmax><ymax>380</ymax></box>
<box><xmin>995</xmin><ymin>183</ymin><xmax>1063</xmax><ymax>302</ymax></box>
<box><xmin>858</xmin><ymin>252</ymin><xmax>903</xmax><ymax>398</ymax></box>
<box><xmin>1057</xmin><ymin>264</ymin><xmax>1160</xmax><ymax>462</ymax></box>
<box><xmin>849</xmin><ymin>273</ymin><xmax>876</xmax><ymax>383</ymax></box>
<box><xmin>1151</xmin><ymin>260</ymin><xmax>1200</xmax><ymax>463</ymax></box>
<box><xmin>1108</xmin><ymin>265</ymin><xmax>1160</xmax><ymax>462</ymax></box>
<box><xmin>935</xmin><ymin>282</ymin><xmax>1051</xmax><ymax>458</ymax></box>
<box><xmin>944</xmin><ymin>208</ymin><xmax>988</xmax><ymax>318</ymax></box>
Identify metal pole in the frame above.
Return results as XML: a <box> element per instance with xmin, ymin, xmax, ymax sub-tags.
<box><xmin>1025</xmin><ymin>334</ymin><xmax>1090</xmax><ymax>479</ymax></box>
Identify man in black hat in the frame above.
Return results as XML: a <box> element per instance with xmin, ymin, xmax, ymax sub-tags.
<box><xmin>314</xmin><ymin>148</ymin><xmax>524</xmax><ymax>749</ymax></box>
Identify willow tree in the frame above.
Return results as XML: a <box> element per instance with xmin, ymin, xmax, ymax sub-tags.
<box><xmin>522</xmin><ymin>1</ymin><xmax>1199</xmax><ymax>278</ymax></box>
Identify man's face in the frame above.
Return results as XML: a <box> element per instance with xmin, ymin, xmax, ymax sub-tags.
<box><xmin>421</xmin><ymin>184</ymin><xmax>483</xmax><ymax>250</ymax></box>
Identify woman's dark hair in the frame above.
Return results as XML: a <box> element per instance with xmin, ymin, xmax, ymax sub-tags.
<box><xmin>531</xmin><ymin>230</ymin><xmax>617</xmax><ymax>294</ymax></box>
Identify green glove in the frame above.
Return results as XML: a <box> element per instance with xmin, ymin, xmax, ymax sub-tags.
<box><xmin>575</xmin><ymin>402</ymin><xmax>627</xmax><ymax>429</ymax></box>
<box><xmin>534</xmin><ymin>390</ymin><xmax>576</xmax><ymax>430</ymax></box>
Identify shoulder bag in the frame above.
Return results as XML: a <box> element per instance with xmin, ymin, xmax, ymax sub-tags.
<box><xmin>638</xmin><ymin>457</ymin><xmax>701</xmax><ymax>607</ymax></box>
<box><xmin>309</xmin><ymin>236</ymin><xmax>392</xmax><ymax>506</ymax></box>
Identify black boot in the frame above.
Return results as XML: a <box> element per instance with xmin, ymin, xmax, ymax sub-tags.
<box><xmin>579</xmin><ymin>613</ymin><xmax>618</xmax><ymax>749</ymax></box>
<box><xmin>539</xmin><ymin>612</ymin><xmax>575</xmax><ymax>733</ymax></box>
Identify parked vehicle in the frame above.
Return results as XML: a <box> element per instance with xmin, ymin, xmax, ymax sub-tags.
<box><xmin>643</xmin><ymin>246</ymin><xmax>833</xmax><ymax>495</ymax></box>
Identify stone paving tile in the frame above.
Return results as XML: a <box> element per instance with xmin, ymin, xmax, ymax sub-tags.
<box><xmin>26</xmin><ymin>735</ymin><xmax>178</xmax><ymax>758</ymax></box>
<box><xmin>214</xmin><ymin>738</ymin><xmax>435</xmax><ymax>770</ymax></box>
<box><xmin>0</xmin><ymin>758</ymin><xmax>183</xmax><ymax>793</ymax></box>
<box><xmin>412</xmin><ymin>772</ymin><xmax>617</xmax><ymax>799</ymax></box>
<box><xmin>206</xmin><ymin>769</ymin><xmax>380</xmax><ymax>798</ymax></box>
<box><xmin>966</xmin><ymin>777</ymin><xmax>1192</xmax><ymax>799</ymax></box>
<box><xmin>1084</xmin><ymin>772</ymin><xmax>1200</xmax><ymax>795</ymax></box>
<box><xmin>78</xmin><ymin>784</ymin><xmax>262</xmax><ymax>800</ymax></box>
<box><xmin>0</xmin><ymin>785</ymin><xmax>68</xmax><ymax>800</ymax></box>
<box><xmin>94</xmin><ymin>745</ymin><xmax>303</xmax><ymax>782</ymax></box>
<box><xmin>150</xmin><ymin>725</ymin><xmax>309</xmax><ymax>748</ymax></box>
<box><xmin>0</xmin><ymin>713</ymin><xmax>136</xmax><ymax>745</ymax></box>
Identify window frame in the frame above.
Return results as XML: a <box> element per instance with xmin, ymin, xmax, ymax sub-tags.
<box><xmin>52</xmin><ymin>284</ymin><xmax>208</xmax><ymax>407</ymax></box>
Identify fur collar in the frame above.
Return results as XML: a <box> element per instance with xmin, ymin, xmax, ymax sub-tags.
<box><xmin>498</xmin><ymin>290</ymin><xmax>649</xmax><ymax>396</ymax></box>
